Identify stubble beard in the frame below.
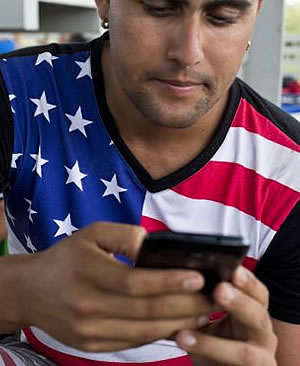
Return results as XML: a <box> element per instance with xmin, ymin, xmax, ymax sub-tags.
<box><xmin>125</xmin><ymin>86</ymin><xmax>220</xmax><ymax>129</ymax></box>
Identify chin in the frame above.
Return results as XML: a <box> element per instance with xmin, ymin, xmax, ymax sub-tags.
<box><xmin>147</xmin><ymin>114</ymin><xmax>202</xmax><ymax>129</ymax></box>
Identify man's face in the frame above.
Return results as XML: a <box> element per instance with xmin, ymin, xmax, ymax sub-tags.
<box><xmin>97</xmin><ymin>0</ymin><xmax>262</xmax><ymax>129</ymax></box>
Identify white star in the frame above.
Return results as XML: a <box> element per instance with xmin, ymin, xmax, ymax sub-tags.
<box><xmin>35</xmin><ymin>52</ymin><xmax>58</xmax><ymax>67</ymax></box>
<box><xmin>66</xmin><ymin>107</ymin><xmax>93</xmax><ymax>137</ymax></box>
<box><xmin>109</xmin><ymin>140</ymin><xmax>114</xmax><ymax>146</ymax></box>
<box><xmin>30</xmin><ymin>91</ymin><xmax>57</xmax><ymax>122</ymax></box>
<box><xmin>6</xmin><ymin>207</ymin><xmax>15</xmax><ymax>225</ymax></box>
<box><xmin>54</xmin><ymin>213</ymin><xmax>78</xmax><ymax>237</ymax></box>
<box><xmin>30</xmin><ymin>146</ymin><xmax>49</xmax><ymax>178</ymax></box>
<box><xmin>11</xmin><ymin>153</ymin><xmax>22</xmax><ymax>168</ymax></box>
<box><xmin>24</xmin><ymin>234</ymin><xmax>37</xmax><ymax>252</ymax></box>
<box><xmin>24</xmin><ymin>198</ymin><xmax>38</xmax><ymax>223</ymax></box>
<box><xmin>65</xmin><ymin>161</ymin><xmax>87</xmax><ymax>191</ymax></box>
<box><xmin>2</xmin><ymin>59</ymin><xmax>7</xmax><ymax>62</ymax></box>
<box><xmin>9</xmin><ymin>94</ymin><xmax>16</xmax><ymax>113</ymax></box>
<box><xmin>101</xmin><ymin>174</ymin><xmax>127</xmax><ymax>203</ymax></box>
<box><xmin>75</xmin><ymin>57</ymin><xmax>92</xmax><ymax>79</ymax></box>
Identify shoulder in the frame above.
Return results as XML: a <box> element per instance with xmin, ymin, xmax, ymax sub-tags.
<box><xmin>0</xmin><ymin>39</ymin><xmax>95</xmax><ymax>61</ymax></box>
<box><xmin>235</xmin><ymin>78</ymin><xmax>300</xmax><ymax>146</ymax></box>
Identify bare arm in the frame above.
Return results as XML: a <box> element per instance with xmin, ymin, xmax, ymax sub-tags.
<box><xmin>272</xmin><ymin>317</ymin><xmax>300</xmax><ymax>366</ymax></box>
<box><xmin>0</xmin><ymin>200</ymin><xmax>7</xmax><ymax>241</ymax></box>
<box><xmin>0</xmin><ymin>254</ymin><xmax>34</xmax><ymax>333</ymax></box>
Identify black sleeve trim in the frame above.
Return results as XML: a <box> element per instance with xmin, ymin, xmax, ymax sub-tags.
<box><xmin>0</xmin><ymin>69</ymin><xmax>14</xmax><ymax>192</ymax></box>
<box><xmin>255</xmin><ymin>200</ymin><xmax>300</xmax><ymax>324</ymax></box>
<box><xmin>238</xmin><ymin>78</ymin><xmax>300</xmax><ymax>145</ymax></box>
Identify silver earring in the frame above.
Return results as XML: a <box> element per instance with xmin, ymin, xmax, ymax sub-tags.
<box><xmin>246</xmin><ymin>41</ymin><xmax>251</xmax><ymax>52</ymax></box>
<box><xmin>101</xmin><ymin>19</ymin><xmax>109</xmax><ymax>29</ymax></box>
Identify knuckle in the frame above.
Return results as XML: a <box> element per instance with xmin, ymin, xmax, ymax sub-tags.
<box><xmin>72</xmin><ymin>299</ymin><xmax>95</xmax><ymax>317</ymax></box>
<box><xmin>238</xmin><ymin>344</ymin><xmax>257</xmax><ymax>365</ymax></box>
<box><xmin>144</xmin><ymin>298</ymin><xmax>165</xmax><ymax>318</ymax></box>
<box><xmin>270</xmin><ymin>332</ymin><xmax>278</xmax><ymax>351</ymax></box>
<box><xmin>72</xmin><ymin>321</ymin><xmax>93</xmax><ymax>341</ymax></box>
<box><xmin>122</xmin><ymin>271</ymin><xmax>141</xmax><ymax>296</ymax></box>
<box><xmin>246</xmin><ymin>270</ymin><xmax>257</xmax><ymax>288</ymax></box>
<box><xmin>126</xmin><ymin>325</ymin><xmax>152</xmax><ymax>343</ymax></box>
<box><xmin>128</xmin><ymin>224</ymin><xmax>146</xmax><ymax>240</ymax></box>
<box><xmin>140</xmin><ymin>323</ymin><xmax>163</xmax><ymax>343</ymax></box>
<box><xmin>258</xmin><ymin>312</ymin><xmax>272</xmax><ymax>330</ymax></box>
<box><xmin>79</xmin><ymin>340</ymin><xmax>99</xmax><ymax>353</ymax></box>
<box><xmin>86</xmin><ymin>221</ymin><xmax>100</xmax><ymax>233</ymax></box>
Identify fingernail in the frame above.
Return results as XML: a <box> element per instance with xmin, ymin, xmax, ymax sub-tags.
<box><xmin>236</xmin><ymin>266</ymin><xmax>248</xmax><ymax>285</ymax></box>
<box><xmin>198</xmin><ymin>315</ymin><xmax>209</xmax><ymax>327</ymax></box>
<box><xmin>183</xmin><ymin>277</ymin><xmax>203</xmax><ymax>291</ymax></box>
<box><xmin>220</xmin><ymin>285</ymin><xmax>235</xmax><ymax>304</ymax></box>
<box><xmin>179</xmin><ymin>332</ymin><xmax>197</xmax><ymax>347</ymax></box>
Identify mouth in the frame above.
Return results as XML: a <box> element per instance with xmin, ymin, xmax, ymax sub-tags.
<box><xmin>153</xmin><ymin>78</ymin><xmax>205</xmax><ymax>96</ymax></box>
<box><xmin>158</xmin><ymin>79</ymin><xmax>201</xmax><ymax>87</ymax></box>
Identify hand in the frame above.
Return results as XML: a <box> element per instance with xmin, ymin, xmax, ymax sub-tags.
<box><xmin>176</xmin><ymin>266</ymin><xmax>278</xmax><ymax>366</ymax></box>
<box><xmin>17</xmin><ymin>222</ymin><xmax>213</xmax><ymax>352</ymax></box>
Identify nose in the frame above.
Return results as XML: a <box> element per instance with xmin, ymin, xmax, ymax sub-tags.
<box><xmin>167</xmin><ymin>16</ymin><xmax>204</xmax><ymax>67</ymax></box>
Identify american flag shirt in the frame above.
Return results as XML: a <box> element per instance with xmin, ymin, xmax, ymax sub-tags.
<box><xmin>0</xmin><ymin>33</ymin><xmax>300</xmax><ymax>365</ymax></box>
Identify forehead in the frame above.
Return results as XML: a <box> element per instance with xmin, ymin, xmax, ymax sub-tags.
<box><xmin>132</xmin><ymin>0</ymin><xmax>255</xmax><ymax>5</ymax></box>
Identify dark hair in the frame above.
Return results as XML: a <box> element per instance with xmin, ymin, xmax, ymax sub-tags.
<box><xmin>69</xmin><ymin>33</ymin><xmax>89</xmax><ymax>43</ymax></box>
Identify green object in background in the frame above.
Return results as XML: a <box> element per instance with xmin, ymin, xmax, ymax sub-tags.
<box><xmin>0</xmin><ymin>238</ymin><xmax>8</xmax><ymax>256</ymax></box>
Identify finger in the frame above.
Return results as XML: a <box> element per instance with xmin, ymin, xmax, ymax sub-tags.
<box><xmin>72</xmin><ymin>223</ymin><xmax>205</xmax><ymax>296</ymax></box>
<box><xmin>72</xmin><ymin>339</ymin><xmax>137</xmax><ymax>353</ymax></box>
<box><xmin>114</xmin><ymin>267</ymin><xmax>205</xmax><ymax>296</ymax></box>
<box><xmin>214</xmin><ymin>282</ymin><xmax>274</xmax><ymax>346</ymax></box>
<box><xmin>232</xmin><ymin>266</ymin><xmax>269</xmax><ymax>308</ymax></box>
<box><xmin>85</xmin><ymin>252</ymin><xmax>205</xmax><ymax>295</ymax></box>
<box><xmin>75</xmin><ymin>316</ymin><xmax>208</xmax><ymax>344</ymax></box>
<box><xmin>76</xmin><ymin>222</ymin><xmax>147</xmax><ymax>260</ymax></box>
<box><xmin>76</xmin><ymin>291</ymin><xmax>212</xmax><ymax>319</ymax></box>
<box><xmin>176</xmin><ymin>330</ymin><xmax>277</xmax><ymax>366</ymax></box>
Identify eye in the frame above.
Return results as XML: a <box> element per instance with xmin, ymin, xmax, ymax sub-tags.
<box><xmin>142</xmin><ymin>2</ymin><xmax>179</xmax><ymax>17</ymax></box>
<box><xmin>206</xmin><ymin>14</ymin><xmax>238</xmax><ymax>25</ymax></box>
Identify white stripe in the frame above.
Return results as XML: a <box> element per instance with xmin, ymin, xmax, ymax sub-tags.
<box><xmin>212</xmin><ymin>127</ymin><xmax>300</xmax><ymax>192</ymax></box>
<box><xmin>6</xmin><ymin>222</ymin><xmax>28</xmax><ymax>254</ymax></box>
<box><xmin>143</xmin><ymin>190</ymin><xmax>276</xmax><ymax>259</ymax></box>
<box><xmin>30</xmin><ymin>327</ymin><xmax>187</xmax><ymax>363</ymax></box>
<box><xmin>5</xmin><ymin>351</ymin><xmax>26</xmax><ymax>366</ymax></box>
<box><xmin>0</xmin><ymin>353</ymin><xmax>5</xmax><ymax>366</ymax></box>
<box><xmin>0</xmin><ymin>346</ymin><xmax>26</xmax><ymax>366</ymax></box>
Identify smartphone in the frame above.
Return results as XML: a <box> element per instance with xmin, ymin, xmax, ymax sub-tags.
<box><xmin>135</xmin><ymin>231</ymin><xmax>250</xmax><ymax>295</ymax></box>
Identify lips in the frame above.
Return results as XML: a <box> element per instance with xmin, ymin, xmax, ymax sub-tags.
<box><xmin>157</xmin><ymin>79</ymin><xmax>200</xmax><ymax>87</ymax></box>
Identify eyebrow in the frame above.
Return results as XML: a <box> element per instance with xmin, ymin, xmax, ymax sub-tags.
<box><xmin>149</xmin><ymin>0</ymin><xmax>253</xmax><ymax>10</ymax></box>
<box><xmin>205</xmin><ymin>0</ymin><xmax>253</xmax><ymax>9</ymax></box>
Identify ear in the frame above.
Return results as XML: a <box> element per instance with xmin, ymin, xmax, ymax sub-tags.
<box><xmin>256</xmin><ymin>0</ymin><xmax>264</xmax><ymax>14</ymax></box>
<box><xmin>94</xmin><ymin>0</ymin><xmax>110</xmax><ymax>21</ymax></box>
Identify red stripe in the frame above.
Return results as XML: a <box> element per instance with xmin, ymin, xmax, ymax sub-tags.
<box><xmin>172</xmin><ymin>161</ymin><xmax>299</xmax><ymax>231</ymax></box>
<box><xmin>232</xmin><ymin>99</ymin><xmax>300</xmax><ymax>152</ymax></box>
<box><xmin>23</xmin><ymin>328</ymin><xmax>193</xmax><ymax>366</ymax></box>
<box><xmin>0</xmin><ymin>347</ymin><xmax>17</xmax><ymax>366</ymax></box>
<box><xmin>141</xmin><ymin>216</ymin><xmax>170</xmax><ymax>233</ymax></box>
<box><xmin>242</xmin><ymin>256</ymin><xmax>258</xmax><ymax>272</ymax></box>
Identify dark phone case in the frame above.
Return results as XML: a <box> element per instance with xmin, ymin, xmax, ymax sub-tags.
<box><xmin>135</xmin><ymin>232</ymin><xmax>249</xmax><ymax>295</ymax></box>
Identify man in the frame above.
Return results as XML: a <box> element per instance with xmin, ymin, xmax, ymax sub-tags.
<box><xmin>0</xmin><ymin>0</ymin><xmax>299</xmax><ymax>365</ymax></box>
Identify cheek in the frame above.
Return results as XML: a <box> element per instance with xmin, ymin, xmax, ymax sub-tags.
<box><xmin>206</xmin><ymin>37</ymin><xmax>248</xmax><ymax>80</ymax></box>
<box><xmin>110</xmin><ymin>22</ymin><xmax>163</xmax><ymax>78</ymax></box>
